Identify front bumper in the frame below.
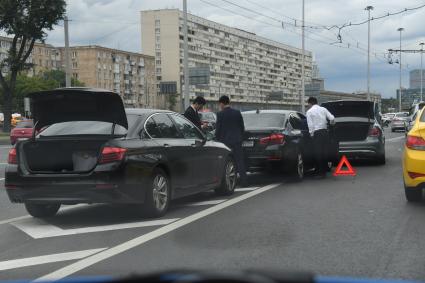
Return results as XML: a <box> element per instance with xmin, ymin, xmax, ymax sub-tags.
<box><xmin>403</xmin><ymin>146</ymin><xmax>425</xmax><ymax>188</ymax></box>
<box><xmin>338</xmin><ymin>137</ymin><xmax>384</xmax><ymax>159</ymax></box>
<box><xmin>5</xmin><ymin>165</ymin><xmax>147</xmax><ymax>204</ymax></box>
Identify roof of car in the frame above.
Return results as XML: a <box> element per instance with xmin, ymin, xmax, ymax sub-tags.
<box><xmin>242</xmin><ymin>109</ymin><xmax>296</xmax><ymax>114</ymax></box>
<box><xmin>125</xmin><ymin>108</ymin><xmax>174</xmax><ymax>115</ymax></box>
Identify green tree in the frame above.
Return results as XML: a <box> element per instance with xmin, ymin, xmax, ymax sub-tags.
<box><xmin>41</xmin><ymin>69</ymin><xmax>84</xmax><ymax>88</ymax></box>
<box><xmin>0</xmin><ymin>0</ymin><xmax>66</xmax><ymax>132</ymax></box>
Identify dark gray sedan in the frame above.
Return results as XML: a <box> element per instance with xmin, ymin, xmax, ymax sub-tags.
<box><xmin>322</xmin><ymin>100</ymin><xmax>385</xmax><ymax>164</ymax></box>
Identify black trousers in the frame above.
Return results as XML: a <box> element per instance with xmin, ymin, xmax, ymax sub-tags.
<box><xmin>313</xmin><ymin>129</ymin><xmax>329</xmax><ymax>174</ymax></box>
<box><xmin>227</xmin><ymin>142</ymin><xmax>247</xmax><ymax>182</ymax></box>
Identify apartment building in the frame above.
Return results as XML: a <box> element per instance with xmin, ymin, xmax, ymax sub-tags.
<box><xmin>58</xmin><ymin>46</ymin><xmax>157</xmax><ymax>108</ymax></box>
<box><xmin>141</xmin><ymin>9</ymin><xmax>313</xmax><ymax>111</ymax></box>
<box><xmin>0</xmin><ymin>36</ymin><xmax>62</xmax><ymax>76</ymax></box>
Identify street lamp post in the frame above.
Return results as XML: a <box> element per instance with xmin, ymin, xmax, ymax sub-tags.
<box><xmin>420</xmin><ymin>42</ymin><xmax>424</xmax><ymax>102</ymax></box>
<box><xmin>300</xmin><ymin>0</ymin><xmax>305</xmax><ymax>113</ymax></box>
<box><xmin>397</xmin><ymin>28</ymin><xmax>404</xmax><ymax>112</ymax></box>
<box><xmin>365</xmin><ymin>6</ymin><xmax>373</xmax><ymax>101</ymax></box>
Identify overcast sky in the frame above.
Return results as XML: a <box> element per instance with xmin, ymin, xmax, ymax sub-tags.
<box><xmin>44</xmin><ymin>0</ymin><xmax>425</xmax><ymax>98</ymax></box>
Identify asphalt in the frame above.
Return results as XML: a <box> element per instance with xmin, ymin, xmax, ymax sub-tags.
<box><xmin>0</xmin><ymin>129</ymin><xmax>423</xmax><ymax>281</ymax></box>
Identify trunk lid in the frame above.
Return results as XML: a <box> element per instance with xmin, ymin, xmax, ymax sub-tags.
<box><xmin>29</xmin><ymin>88</ymin><xmax>128</xmax><ymax>131</ymax></box>
<box><xmin>321</xmin><ymin>100</ymin><xmax>374</xmax><ymax>120</ymax></box>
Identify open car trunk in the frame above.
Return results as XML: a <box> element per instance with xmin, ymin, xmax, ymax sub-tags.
<box><xmin>322</xmin><ymin>100</ymin><xmax>375</xmax><ymax>142</ymax></box>
<box><xmin>332</xmin><ymin>118</ymin><xmax>372</xmax><ymax>141</ymax></box>
<box><xmin>21</xmin><ymin>138</ymin><xmax>108</xmax><ymax>173</ymax></box>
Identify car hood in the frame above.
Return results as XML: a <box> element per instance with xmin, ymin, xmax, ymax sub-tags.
<box><xmin>29</xmin><ymin>88</ymin><xmax>128</xmax><ymax>130</ymax></box>
<box><xmin>321</xmin><ymin>100</ymin><xmax>374</xmax><ymax>120</ymax></box>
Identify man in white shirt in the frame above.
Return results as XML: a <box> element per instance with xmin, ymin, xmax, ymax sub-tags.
<box><xmin>306</xmin><ymin>97</ymin><xmax>335</xmax><ymax>177</ymax></box>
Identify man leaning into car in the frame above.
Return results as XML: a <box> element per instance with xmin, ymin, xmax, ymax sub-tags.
<box><xmin>306</xmin><ymin>97</ymin><xmax>335</xmax><ymax>178</ymax></box>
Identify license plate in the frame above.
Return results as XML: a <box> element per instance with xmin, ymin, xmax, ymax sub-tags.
<box><xmin>242</xmin><ymin>141</ymin><xmax>254</xmax><ymax>147</ymax></box>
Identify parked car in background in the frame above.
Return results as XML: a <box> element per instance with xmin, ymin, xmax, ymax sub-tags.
<box><xmin>241</xmin><ymin>110</ymin><xmax>337</xmax><ymax>181</ymax></box>
<box><xmin>10</xmin><ymin>119</ymin><xmax>34</xmax><ymax>145</ymax></box>
<box><xmin>198</xmin><ymin>111</ymin><xmax>217</xmax><ymax>131</ymax></box>
<box><xmin>390</xmin><ymin>112</ymin><xmax>409</xmax><ymax>132</ymax></box>
<box><xmin>382</xmin><ymin>112</ymin><xmax>396</xmax><ymax>127</ymax></box>
<box><xmin>5</xmin><ymin>88</ymin><xmax>236</xmax><ymax>218</ymax></box>
<box><xmin>405</xmin><ymin>102</ymin><xmax>425</xmax><ymax>135</ymax></box>
<box><xmin>403</xmin><ymin>107</ymin><xmax>425</xmax><ymax>202</ymax></box>
<box><xmin>322</xmin><ymin>100</ymin><xmax>385</xmax><ymax>164</ymax></box>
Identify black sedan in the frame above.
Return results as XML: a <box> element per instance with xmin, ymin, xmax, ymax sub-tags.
<box><xmin>5</xmin><ymin>88</ymin><xmax>236</xmax><ymax>218</ymax></box>
<box><xmin>241</xmin><ymin>110</ymin><xmax>338</xmax><ymax>181</ymax></box>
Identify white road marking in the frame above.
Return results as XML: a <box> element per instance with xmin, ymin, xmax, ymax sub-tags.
<box><xmin>387</xmin><ymin>136</ymin><xmax>405</xmax><ymax>142</ymax></box>
<box><xmin>0</xmin><ymin>204</ymin><xmax>87</xmax><ymax>226</ymax></box>
<box><xmin>35</xmin><ymin>183</ymin><xmax>281</xmax><ymax>281</ymax></box>
<box><xmin>13</xmin><ymin>218</ymin><xmax>179</xmax><ymax>239</ymax></box>
<box><xmin>186</xmin><ymin>199</ymin><xmax>226</xmax><ymax>206</ymax></box>
<box><xmin>0</xmin><ymin>163</ymin><xmax>8</xmax><ymax>165</ymax></box>
<box><xmin>235</xmin><ymin>187</ymin><xmax>259</xmax><ymax>192</ymax></box>
<box><xmin>0</xmin><ymin>248</ymin><xmax>106</xmax><ymax>271</ymax></box>
<box><xmin>0</xmin><ymin>177</ymin><xmax>5</xmax><ymax>181</ymax></box>
<box><xmin>0</xmin><ymin>146</ymin><xmax>11</xmax><ymax>149</ymax></box>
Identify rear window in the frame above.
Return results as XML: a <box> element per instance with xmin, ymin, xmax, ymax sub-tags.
<box><xmin>38</xmin><ymin>114</ymin><xmax>139</xmax><ymax>136</ymax></box>
<box><xmin>242</xmin><ymin>113</ymin><xmax>286</xmax><ymax>129</ymax></box>
<box><xmin>15</xmin><ymin>120</ymin><xmax>33</xmax><ymax>128</ymax></box>
<box><xmin>395</xmin><ymin>113</ymin><xmax>408</xmax><ymax>117</ymax></box>
<box><xmin>199</xmin><ymin>112</ymin><xmax>216</xmax><ymax>121</ymax></box>
<box><xmin>420</xmin><ymin>110</ymin><xmax>425</xmax><ymax>122</ymax></box>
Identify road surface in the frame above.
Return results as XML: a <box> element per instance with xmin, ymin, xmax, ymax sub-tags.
<box><xmin>0</xmin><ymin>129</ymin><xmax>422</xmax><ymax>281</ymax></box>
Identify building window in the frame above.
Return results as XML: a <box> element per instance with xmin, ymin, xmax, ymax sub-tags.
<box><xmin>72</xmin><ymin>51</ymin><xmax>77</xmax><ymax>58</ymax></box>
<box><xmin>155</xmin><ymin>27</ymin><xmax>160</xmax><ymax>33</ymax></box>
<box><xmin>156</xmin><ymin>35</ymin><xmax>160</xmax><ymax>42</ymax></box>
<box><xmin>156</xmin><ymin>60</ymin><xmax>161</xmax><ymax>65</ymax></box>
<box><xmin>72</xmin><ymin>62</ymin><xmax>78</xmax><ymax>69</ymax></box>
<box><xmin>155</xmin><ymin>19</ymin><xmax>160</xmax><ymax>26</ymax></box>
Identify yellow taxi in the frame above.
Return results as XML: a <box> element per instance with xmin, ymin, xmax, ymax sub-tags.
<box><xmin>403</xmin><ymin>107</ymin><xmax>425</xmax><ymax>202</ymax></box>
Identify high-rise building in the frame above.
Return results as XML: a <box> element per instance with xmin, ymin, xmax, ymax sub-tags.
<box><xmin>410</xmin><ymin>69</ymin><xmax>425</xmax><ymax>89</ymax></box>
<box><xmin>141</xmin><ymin>9</ymin><xmax>313</xmax><ymax>111</ymax></box>
<box><xmin>58</xmin><ymin>46</ymin><xmax>157</xmax><ymax>108</ymax></box>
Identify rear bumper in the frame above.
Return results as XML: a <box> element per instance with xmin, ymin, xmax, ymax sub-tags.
<box><xmin>244</xmin><ymin>145</ymin><xmax>290</xmax><ymax>171</ymax></box>
<box><xmin>338</xmin><ymin>138</ymin><xmax>384</xmax><ymax>159</ymax></box>
<box><xmin>403</xmin><ymin>147</ymin><xmax>425</xmax><ymax>188</ymax></box>
<box><xmin>391</xmin><ymin>123</ymin><xmax>406</xmax><ymax>130</ymax></box>
<box><xmin>5</xmin><ymin>165</ymin><xmax>148</xmax><ymax>204</ymax></box>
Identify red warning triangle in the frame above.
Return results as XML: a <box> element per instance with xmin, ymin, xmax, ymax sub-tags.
<box><xmin>333</xmin><ymin>155</ymin><xmax>356</xmax><ymax>176</ymax></box>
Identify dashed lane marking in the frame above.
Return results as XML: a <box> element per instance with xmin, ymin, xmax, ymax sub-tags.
<box><xmin>387</xmin><ymin>136</ymin><xmax>405</xmax><ymax>142</ymax></box>
<box><xmin>0</xmin><ymin>248</ymin><xmax>106</xmax><ymax>271</ymax></box>
<box><xmin>35</xmin><ymin>183</ymin><xmax>281</xmax><ymax>281</ymax></box>
<box><xmin>235</xmin><ymin>187</ymin><xmax>259</xmax><ymax>192</ymax></box>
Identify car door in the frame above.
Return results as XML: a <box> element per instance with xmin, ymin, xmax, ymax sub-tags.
<box><xmin>144</xmin><ymin>114</ymin><xmax>193</xmax><ymax>192</ymax></box>
<box><xmin>170</xmin><ymin>114</ymin><xmax>217</xmax><ymax>190</ymax></box>
<box><xmin>287</xmin><ymin>113</ymin><xmax>313</xmax><ymax>167</ymax></box>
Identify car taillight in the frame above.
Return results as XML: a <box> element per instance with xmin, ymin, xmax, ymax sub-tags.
<box><xmin>368</xmin><ymin>126</ymin><xmax>380</xmax><ymax>137</ymax></box>
<box><xmin>99</xmin><ymin>147</ymin><xmax>127</xmax><ymax>164</ymax></box>
<box><xmin>8</xmin><ymin>148</ymin><xmax>17</xmax><ymax>164</ymax></box>
<box><xmin>259</xmin><ymin>134</ymin><xmax>285</xmax><ymax>145</ymax></box>
<box><xmin>408</xmin><ymin>172</ymin><xmax>425</xmax><ymax>179</ymax></box>
<box><xmin>406</xmin><ymin>135</ymin><xmax>425</xmax><ymax>150</ymax></box>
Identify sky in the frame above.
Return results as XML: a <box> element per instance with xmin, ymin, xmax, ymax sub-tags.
<box><xmin>43</xmin><ymin>0</ymin><xmax>425</xmax><ymax>98</ymax></box>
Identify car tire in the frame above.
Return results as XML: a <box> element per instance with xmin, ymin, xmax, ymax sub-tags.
<box><xmin>404</xmin><ymin>186</ymin><xmax>422</xmax><ymax>202</ymax></box>
<box><xmin>376</xmin><ymin>151</ymin><xmax>386</xmax><ymax>165</ymax></box>
<box><xmin>25</xmin><ymin>203</ymin><xmax>60</xmax><ymax>218</ymax></box>
<box><xmin>143</xmin><ymin>168</ymin><xmax>170</xmax><ymax>218</ymax></box>
<box><xmin>326</xmin><ymin>161</ymin><xmax>333</xmax><ymax>172</ymax></box>
<box><xmin>288</xmin><ymin>151</ymin><xmax>304</xmax><ymax>182</ymax></box>
<box><xmin>215</xmin><ymin>158</ymin><xmax>237</xmax><ymax>196</ymax></box>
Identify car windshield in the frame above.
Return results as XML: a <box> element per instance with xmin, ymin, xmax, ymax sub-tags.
<box><xmin>242</xmin><ymin>113</ymin><xmax>286</xmax><ymax>129</ymax></box>
<box><xmin>15</xmin><ymin>120</ymin><xmax>33</xmax><ymax>128</ymax></box>
<box><xmin>1</xmin><ymin>1</ymin><xmax>424</xmax><ymax>282</ymax></box>
<box><xmin>39</xmin><ymin>114</ymin><xmax>139</xmax><ymax>136</ymax></box>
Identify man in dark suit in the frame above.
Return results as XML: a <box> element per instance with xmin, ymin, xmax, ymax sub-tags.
<box><xmin>216</xmin><ymin>95</ymin><xmax>247</xmax><ymax>186</ymax></box>
<box><xmin>183</xmin><ymin>96</ymin><xmax>206</xmax><ymax>130</ymax></box>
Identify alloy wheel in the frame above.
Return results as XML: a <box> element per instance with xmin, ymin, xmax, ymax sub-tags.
<box><xmin>225</xmin><ymin>161</ymin><xmax>237</xmax><ymax>190</ymax></box>
<box><xmin>152</xmin><ymin>174</ymin><xmax>168</xmax><ymax>211</ymax></box>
